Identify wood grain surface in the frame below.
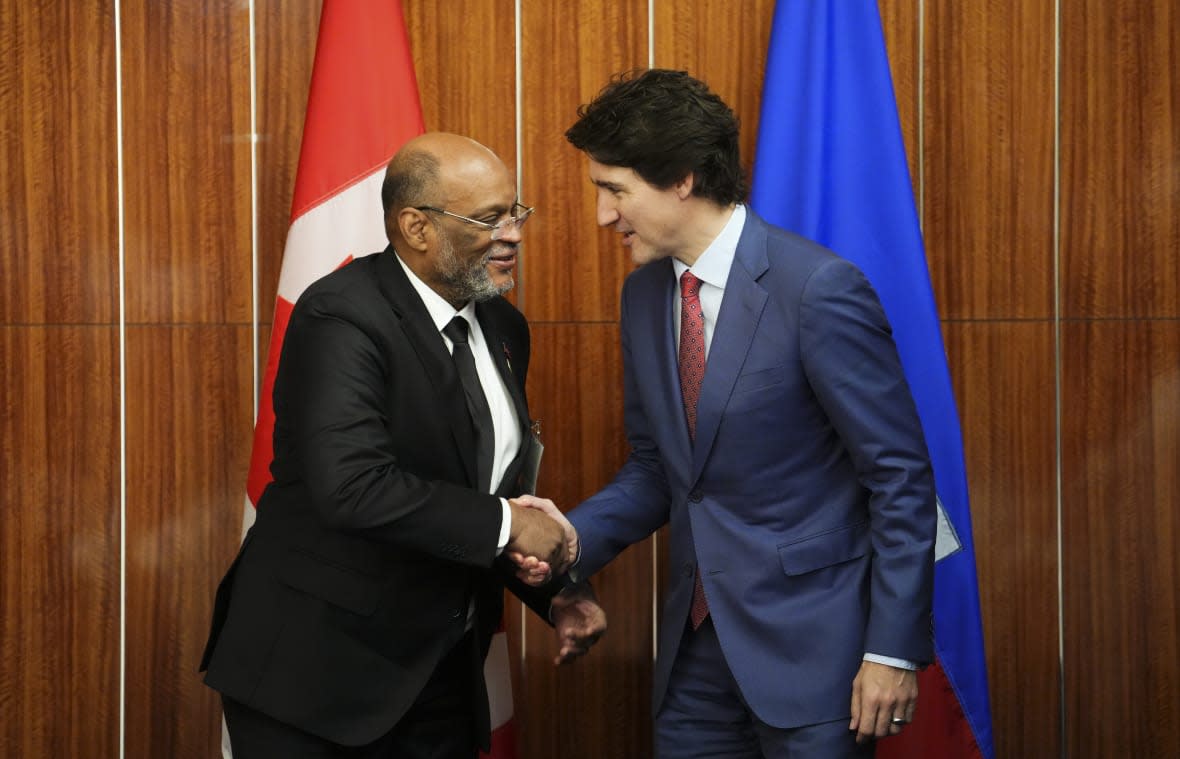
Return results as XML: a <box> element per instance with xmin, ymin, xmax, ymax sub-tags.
<box><xmin>3</xmin><ymin>1</ymin><xmax>1178</xmax><ymax>756</ymax></box>
<box><xmin>119</xmin><ymin>0</ymin><xmax>253</xmax><ymax>326</ymax></box>
<box><xmin>1060</xmin><ymin>0</ymin><xmax>1179</xmax><ymax>319</ymax></box>
<box><xmin>946</xmin><ymin>321</ymin><xmax>1061</xmax><ymax>758</ymax></box>
<box><xmin>1062</xmin><ymin>321</ymin><xmax>1180</xmax><ymax>757</ymax></box>
<box><xmin>0</xmin><ymin>327</ymin><xmax>120</xmax><ymax>758</ymax></box>
<box><xmin>923</xmin><ymin>0</ymin><xmax>1056</xmax><ymax>321</ymax></box>
<box><xmin>0</xmin><ymin>1</ymin><xmax>119</xmax><ymax>325</ymax></box>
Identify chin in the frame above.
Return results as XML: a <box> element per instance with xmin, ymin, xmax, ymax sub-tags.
<box><xmin>630</xmin><ymin>247</ymin><xmax>661</xmax><ymax>266</ymax></box>
<box><xmin>491</xmin><ymin>270</ymin><xmax>515</xmax><ymax>292</ymax></box>
<box><xmin>472</xmin><ymin>274</ymin><xmax>514</xmax><ymax>301</ymax></box>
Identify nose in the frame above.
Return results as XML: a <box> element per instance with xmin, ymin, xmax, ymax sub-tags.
<box><xmin>596</xmin><ymin>191</ymin><xmax>618</xmax><ymax>227</ymax></box>
<box><xmin>495</xmin><ymin>219</ymin><xmax>524</xmax><ymax>244</ymax></box>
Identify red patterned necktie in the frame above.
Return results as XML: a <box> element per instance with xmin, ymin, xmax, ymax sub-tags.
<box><xmin>679</xmin><ymin>271</ymin><xmax>706</xmax><ymax>439</ymax></box>
<box><xmin>679</xmin><ymin>270</ymin><xmax>710</xmax><ymax>629</ymax></box>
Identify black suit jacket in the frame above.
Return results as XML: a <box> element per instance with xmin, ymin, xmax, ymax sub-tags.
<box><xmin>201</xmin><ymin>248</ymin><xmax>551</xmax><ymax>748</ymax></box>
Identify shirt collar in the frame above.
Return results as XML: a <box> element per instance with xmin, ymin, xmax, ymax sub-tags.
<box><xmin>393</xmin><ymin>250</ymin><xmax>477</xmax><ymax>332</ymax></box>
<box><xmin>672</xmin><ymin>203</ymin><xmax>747</xmax><ymax>288</ymax></box>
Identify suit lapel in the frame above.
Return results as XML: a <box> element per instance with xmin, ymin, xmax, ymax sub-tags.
<box><xmin>477</xmin><ymin>305</ymin><xmax>528</xmax><ymax>439</ymax></box>
<box><xmin>475</xmin><ymin>303</ymin><xmax>530</xmax><ymax>495</ymax></box>
<box><xmin>374</xmin><ymin>248</ymin><xmax>480</xmax><ymax>488</ymax></box>
<box><xmin>691</xmin><ymin>217</ymin><xmax>770</xmax><ymax>479</ymax></box>
<box><xmin>631</xmin><ymin>261</ymin><xmax>694</xmax><ymax>481</ymax></box>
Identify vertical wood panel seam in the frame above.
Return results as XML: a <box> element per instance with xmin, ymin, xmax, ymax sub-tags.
<box><xmin>113</xmin><ymin>0</ymin><xmax>127</xmax><ymax>755</ymax></box>
<box><xmin>917</xmin><ymin>0</ymin><xmax>925</xmax><ymax>225</ymax></box>
<box><xmin>515</xmin><ymin>0</ymin><xmax>528</xmax><ymax>669</ymax></box>
<box><xmin>1053</xmin><ymin>1</ymin><xmax>1065</xmax><ymax>757</ymax></box>
<box><xmin>647</xmin><ymin>0</ymin><xmax>654</xmax><ymax>68</ymax></box>
<box><xmin>249</xmin><ymin>0</ymin><xmax>260</xmax><ymax>422</ymax></box>
<box><xmin>514</xmin><ymin>0</ymin><xmax>525</xmax><ymax>316</ymax></box>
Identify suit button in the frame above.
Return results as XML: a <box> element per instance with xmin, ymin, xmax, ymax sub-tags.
<box><xmin>451</xmin><ymin>609</ymin><xmax>463</xmax><ymax>620</ymax></box>
<box><xmin>689</xmin><ymin>490</ymin><xmax>703</xmax><ymax>503</ymax></box>
<box><xmin>683</xmin><ymin>564</ymin><xmax>694</xmax><ymax>577</ymax></box>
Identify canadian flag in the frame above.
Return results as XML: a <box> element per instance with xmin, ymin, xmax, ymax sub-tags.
<box><xmin>234</xmin><ymin>2</ymin><xmax>516</xmax><ymax>756</ymax></box>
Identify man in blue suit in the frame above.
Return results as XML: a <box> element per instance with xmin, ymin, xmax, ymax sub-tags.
<box><xmin>560</xmin><ymin>69</ymin><xmax>936</xmax><ymax>757</ymax></box>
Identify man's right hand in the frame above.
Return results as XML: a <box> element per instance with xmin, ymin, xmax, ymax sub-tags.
<box><xmin>507</xmin><ymin>499</ymin><xmax>567</xmax><ymax>573</ymax></box>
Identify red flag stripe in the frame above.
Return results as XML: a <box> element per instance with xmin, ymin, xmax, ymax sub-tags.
<box><xmin>288</xmin><ymin>1</ymin><xmax>423</xmax><ymax>223</ymax></box>
<box><xmin>875</xmin><ymin>659</ymin><xmax>985</xmax><ymax>759</ymax></box>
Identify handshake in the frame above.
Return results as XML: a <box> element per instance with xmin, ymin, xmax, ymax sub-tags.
<box><xmin>506</xmin><ymin>495</ymin><xmax>607</xmax><ymax>665</ymax></box>
<box><xmin>505</xmin><ymin>494</ymin><xmax>577</xmax><ymax>586</ymax></box>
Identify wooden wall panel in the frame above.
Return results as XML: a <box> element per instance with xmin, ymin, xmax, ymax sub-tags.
<box><xmin>946</xmin><ymin>322</ymin><xmax>1060</xmax><ymax>758</ymax></box>
<box><xmin>0</xmin><ymin>327</ymin><xmax>120</xmax><ymax>758</ymax></box>
<box><xmin>515</xmin><ymin>1</ymin><xmax>651</xmax><ymax>753</ymax></box>
<box><xmin>406</xmin><ymin>0</ymin><xmax>515</xmax><ymax>156</ymax></box>
<box><xmin>124</xmin><ymin>326</ymin><xmax>252</xmax><ymax>759</ymax></box>
<box><xmin>923</xmin><ymin>0</ymin><xmax>1055</xmax><ymax>321</ymax></box>
<box><xmin>653</xmin><ymin>0</ymin><xmax>776</xmax><ymax>181</ymax></box>
<box><xmin>1062</xmin><ymin>321</ymin><xmax>1180</xmax><ymax>757</ymax></box>
<box><xmin>0</xmin><ymin>1</ymin><xmax>118</xmax><ymax>324</ymax></box>
<box><xmin>518</xmin><ymin>0</ymin><xmax>650</xmax><ymax>323</ymax></box>
<box><xmin>880</xmin><ymin>0</ymin><xmax>921</xmax><ymax>198</ymax></box>
<box><xmin>6</xmin><ymin>0</ymin><xmax>1180</xmax><ymax>756</ymax></box>
<box><xmin>120</xmin><ymin>0</ymin><xmax>253</xmax><ymax>325</ymax></box>
<box><xmin>255</xmin><ymin>2</ymin><xmax>321</xmax><ymax>327</ymax></box>
<box><xmin>1060</xmin><ymin>0</ymin><xmax>1180</xmax><ymax>319</ymax></box>
<box><xmin>119</xmin><ymin>1</ymin><xmax>255</xmax><ymax>754</ymax></box>
<box><xmin>2</xmin><ymin>2</ymin><xmax>122</xmax><ymax>757</ymax></box>
<box><xmin>519</xmin><ymin>323</ymin><xmax>650</xmax><ymax>756</ymax></box>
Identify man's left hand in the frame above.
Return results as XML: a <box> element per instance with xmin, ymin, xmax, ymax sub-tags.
<box><xmin>550</xmin><ymin>583</ymin><xmax>607</xmax><ymax>665</ymax></box>
<box><xmin>849</xmin><ymin>661</ymin><xmax>918</xmax><ymax>743</ymax></box>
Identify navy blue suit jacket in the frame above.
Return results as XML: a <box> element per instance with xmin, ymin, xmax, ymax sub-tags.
<box><xmin>568</xmin><ymin>210</ymin><xmax>936</xmax><ymax>728</ymax></box>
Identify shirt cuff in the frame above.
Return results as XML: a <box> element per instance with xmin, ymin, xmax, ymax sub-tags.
<box><xmin>862</xmin><ymin>653</ymin><xmax>919</xmax><ymax>670</ymax></box>
<box><xmin>563</xmin><ymin>550</ymin><xmax>583</xmax><ymax>585</ymax></box>
<box><xmin>495</xmin><ymin>498</ymin><xmax>511</xmax><ymax>556</ymax></box>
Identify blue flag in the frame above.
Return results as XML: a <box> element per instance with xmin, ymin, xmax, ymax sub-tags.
<box><xmin>750</xmin><ymin>3</ymin><xmax>994</xmax><ymax>757</ymax></box>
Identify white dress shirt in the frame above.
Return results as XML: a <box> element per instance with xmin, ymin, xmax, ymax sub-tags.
<box><xmin>395</xmin><ymin>253</ymin><xmax>518</xmax><ymax>551</ymax></box>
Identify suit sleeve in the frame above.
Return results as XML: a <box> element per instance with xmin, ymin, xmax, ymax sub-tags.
<box><xmin>272</xmin><ymin>291</ymin><xmax>503</xmax><ymax>568</ymax></box>
<box><xmin>798</xmin><ymin>257</ymin><xmax>936</xmax><ymax>664</ymax></box>
<box><xmin>567</xmin><ymin>278</ymin><xmax>672</xmax><ymax>577</ymax></box>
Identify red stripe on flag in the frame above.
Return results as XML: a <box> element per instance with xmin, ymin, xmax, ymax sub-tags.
<box><xmin>247</xmin><ymin>0</ymin><xmax>423</xmax><ymax>505</ymax></box>
<box><xmin>289</xmin><ymin>1</ymin><xmax>424</xmax><ymax>222</ymax></box>
<box><xmin>479</xmin><ymin>719</ymin><xmax>518</xmax><ymax>759</ymax></box>
<box><xmin>246</xmin><ymin>294</ymin><xmax>292</xmax><ymax>506</ymax></box>
<box><xmin>875</xmin><ymin>658</ymin><xmax>985</xmax><ymax>759</ymax></box>
<box><xmin>247</xmin><ymin>253</ymin><xmax>353</xmax><ymax>506</ymax></box>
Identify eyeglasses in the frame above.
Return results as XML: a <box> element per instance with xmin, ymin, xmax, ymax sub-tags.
<box><xmin>415</xmin><ymin>202</ymin><xmax>535</xmax><ymax>241</ymax></box>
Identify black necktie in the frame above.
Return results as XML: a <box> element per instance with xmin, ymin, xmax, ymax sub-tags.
<box><xmin>443</xmin><ymin>316</ymin><xmax>495</xmax><ymax>491</ymax></box>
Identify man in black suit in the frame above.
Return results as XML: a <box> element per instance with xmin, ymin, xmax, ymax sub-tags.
<box><xmin>201</xmin><ymin>132</ymin><xmax>606</xmax><ymax>758</ymax></box>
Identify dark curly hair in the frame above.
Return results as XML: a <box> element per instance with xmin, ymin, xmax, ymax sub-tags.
<box><xmin>565</xmin><ymin>69</ymin><xmax>747</xmax><ymax>205</ymax></box>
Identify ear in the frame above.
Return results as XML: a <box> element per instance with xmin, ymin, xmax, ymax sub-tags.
<box><xmin>397</xmin><ymin>208</ymin><xmax>431</xmax><ymax>251</ymax></box>
<box><xmin>674</xmin><ymin>172</ymin><xmax>695</xmax><ymax>200</ymax></box>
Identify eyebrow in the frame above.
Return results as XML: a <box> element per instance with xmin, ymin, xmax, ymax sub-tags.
<box><xmin>592</xmin><ymin>179</ymin><xmax>623</xmax><ymax>192</ymax></box>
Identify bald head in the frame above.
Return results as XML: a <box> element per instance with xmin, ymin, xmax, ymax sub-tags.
<box><xmin>380</xmin><ymin>132</ymin><xmax>521</xmax><ymax>308</ymax></box>
<box><xmin>381</xmin><ymin>133</ymin><xmax>509</xmax><ymax>243</ymax></box>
